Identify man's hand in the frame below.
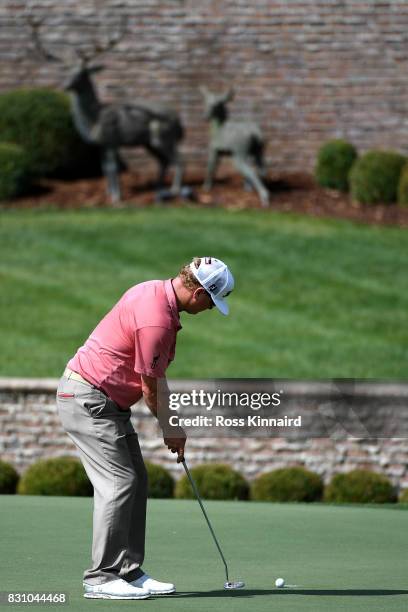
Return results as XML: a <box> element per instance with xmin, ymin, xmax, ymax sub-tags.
<box><xmin>163</xmin><ymin>430</ymin><xmax>186</xmax><ymax>463</ymax></box>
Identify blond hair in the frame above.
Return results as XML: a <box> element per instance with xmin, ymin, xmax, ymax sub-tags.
<box><xmin>178</xmin><ymin>257</ymin><xmax>202</xmax><ymax>290</ymax></box>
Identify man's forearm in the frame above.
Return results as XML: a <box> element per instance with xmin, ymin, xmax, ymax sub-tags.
<box><xmin>141</xmin><ymin>376</ymin><xmax>186</xmax><ymax>462</ymax></box>
<box><xmin>143</xmin><ymin>389</ymin><xmax>159</xmax><ymax>418</ymax></box>
<box><xmin>143</xmin><ymin>387</ymin><xmax>175</xmax><ymax>434</ymax></box>
<box><xmin>141</xmin><ymin>375</ymin><xmax>185</xmax><ymax>440</ymax></box>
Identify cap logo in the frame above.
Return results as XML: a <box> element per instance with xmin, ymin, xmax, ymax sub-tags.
<box><xmin>208</xmin><ymin>283</ymin><xmax>218</xmax><ymax>292</ymax></box>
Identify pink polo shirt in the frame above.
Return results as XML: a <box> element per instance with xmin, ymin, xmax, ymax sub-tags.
<box><xmin>68</xmin><ymin>279</ymin><xmax>181</xmax><ymax>409</ymax></box>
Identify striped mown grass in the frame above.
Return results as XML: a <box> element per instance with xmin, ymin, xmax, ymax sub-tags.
<box><xmin>0</xmin><ymin>206</ymin><xmax>407</xmax><ymax>378</ymax></box>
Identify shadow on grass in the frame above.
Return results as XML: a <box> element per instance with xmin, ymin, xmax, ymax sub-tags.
<box><xmin>168</xmin><ymin>588</ymin><xmax>408</xmax><ymax>599</ymax></box>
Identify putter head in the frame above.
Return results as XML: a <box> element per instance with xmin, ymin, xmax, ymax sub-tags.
<box><xmin>224</xmin><ymin>580</ymin><xmax>245</xmax><ymax>590</ymax></box>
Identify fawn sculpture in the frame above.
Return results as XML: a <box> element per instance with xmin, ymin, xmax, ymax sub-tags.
<box><xmin>28</xmin><ymin>17</ymin><xmax>184</xmax><ymax>204</ymax></box>
<box><xmin>200</xmin><ymin>87</ymin><xmax>269</xmax><ymax>207</ymax></box>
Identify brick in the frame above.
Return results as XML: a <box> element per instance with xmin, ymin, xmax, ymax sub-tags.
<box><xmin>1</xmin><ymin>379</ymin><xmax>408</xmax><ymax>485</ymax></box>
<box><xmin>0</xmin><ymin>1</ymin><xmax>407</xmax><ymax>172</ymax></box>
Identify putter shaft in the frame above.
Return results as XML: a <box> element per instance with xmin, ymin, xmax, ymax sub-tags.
<box><xmin>182</xmin><ymin>458</ymin><xmax>229</xmax><ymax>583</ymax></box>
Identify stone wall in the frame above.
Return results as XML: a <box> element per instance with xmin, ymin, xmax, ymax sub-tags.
<box><xmin>1</xmin><ymin>378</ymin><xmax>407</xmax><ymax>491</ymax></box>
<box><xmin>1</xmin><ymin>1</ymin><xmax>407</xmax><ymax>175</ymax></box>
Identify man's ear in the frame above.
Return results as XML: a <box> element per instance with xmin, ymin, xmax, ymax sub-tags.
<box><xmin>193</xmin><ymin>286</ymin><xmax>206</xmax><ymax>299</ymax></box>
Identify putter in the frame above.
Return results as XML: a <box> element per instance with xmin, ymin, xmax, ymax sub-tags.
<box><xmin>181</xmin><ymin>458</ymin><xmax>245</xmax><ymax>590</ymax></box>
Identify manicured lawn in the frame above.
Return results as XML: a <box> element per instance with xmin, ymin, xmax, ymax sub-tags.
<box><xmin>0</xmin><ymin>206</ymin><xmax>407</xmax><ymax>378</ymax></box>
<box><xmin>1</xmin><ymin>495</ymin><xmax>407</xmax><ymax>612</ymax></box>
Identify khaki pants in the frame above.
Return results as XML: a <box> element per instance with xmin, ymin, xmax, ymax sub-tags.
<box><xmin>56</xmin><ymin>373</ymin><xmax>147</xmax><ymax>585</ymax></box>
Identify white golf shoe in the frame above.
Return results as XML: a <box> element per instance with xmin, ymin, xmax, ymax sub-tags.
<box><xmin>130</xmin><ymin>573</ymin><xmax>176</xmax><ymax>595</ymax></box>
<box><xmin>83</xmin><ymin>578</ymin><xmax>150</xmax><ymax>600</ymax></box>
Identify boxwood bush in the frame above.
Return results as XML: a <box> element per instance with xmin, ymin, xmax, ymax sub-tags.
<box><xmin>0</xmin><ymin>460</ymin><xmax>20</xmax><ymax>494</ymax></box>
<box><xmin>0</xmin><ymin>142</ymin><xmax>30</xmax><ymax>200</ymax></box>
<box><xmin>17</xmin><ymin>456</ymin><xmax>93</xmax><ymax>496</ymax></box>
<box><xmin>349</xmin><ymin>150</ymin><xmax>406</xmax><ymax>204</ymax></box>
<box><xmin>0</xmin><ymin>88</ymin><xmax>100</xmax><ymax>178</ymax></box>
<box><xmin>175</xmin><ymin>463</ymin><xmax>249</xmax><ymax>501</ymax></box>
<box><xmin>398</xmin><ymin>488</ymin><xmax>408</xmax><ymax>504</ymax></box>
<box><xmin>251</xmin><ymin>467</ymin><xmax>323</xmax><ymax>502</ymax></box>
<box><xmin>324</xmin><ymin>470</ymin><xmax>396</xmax><ymax>504</ymax></box>
<box><xmin>315</xmin><ymin>139</ymin><xmax>358</xmax><ymax>191</ymax></box>
<box><xmin>397</xmin><ymin>163</ymin><xmax>408</xmax><ymax>206</ymax></box>
<box><xmin>145</xmin><ymin>461</ymin><xmax>174</xmax><ymax>498</ymax></box>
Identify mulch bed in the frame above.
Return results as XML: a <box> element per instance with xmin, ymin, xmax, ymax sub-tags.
<box><xmin>3</xmin><ymin>170</ymin><xmax>408</xmax><ymax>228</ymax></box>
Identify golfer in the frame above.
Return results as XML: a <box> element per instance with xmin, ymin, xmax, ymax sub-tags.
<box><xmin>56</xmin><ymin>257</ymin><xmax>234</xmax><ymax>600</ymax></box>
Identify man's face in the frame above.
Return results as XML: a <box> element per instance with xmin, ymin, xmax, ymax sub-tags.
<box><xmin>185</xmin><ymin>287</ymin><xmax>215</xmax><ymax>315</ymax></box>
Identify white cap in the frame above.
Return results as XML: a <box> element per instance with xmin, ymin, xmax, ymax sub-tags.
<box><xmin>190</xmin><ymin>257</ymin><xmax>234</xmax><ymax>315</ymax></box>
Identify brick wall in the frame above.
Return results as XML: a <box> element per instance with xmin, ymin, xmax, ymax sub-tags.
<box><xmin>1</xmin><ymin>1</ymin><xmax>407</xmax><ymax>175</ymax></box>
<box><xmin>1</xmin><ymin>378</ymin><xmax>407</xmax><ymax>491</ymax></box>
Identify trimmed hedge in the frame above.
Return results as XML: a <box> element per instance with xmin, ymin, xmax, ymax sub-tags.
<box><xmin>397</xmin><ymin>163</ymin><xmax>408</xmax><ymax>206</ymax></box>
<box><xmin>349</xmin><ymin>150</ymin><xmax>406</xmax><ymax>204</ymax></box>
<box><xmin>0</xmin><ymin>142</ymin><xmax>30</xmax><ymax>200</ymax></box>
<box><xmin>0</xmin><ymin>88</ymin><xmax>100</xmax><ymax>178</ymax></box>
<box><xmin>324</xmin><ymin>470</ymin><xmax>397</xmax><ymax>504</ymax></box>
<box><xmin>175</xmin><ymin>463</ymin><xmax>249</xmax><ymax>501</ymax></box>
<box><xmin>0</xmin><ymin>460</ymin><xmax>20</xmax><ymax>494</ymax></box>
<box><xmin>17</xmin><ymin>456</ymin><xmax>93</xmax><ymax>496</ymax></box>
<box><xmin>315</xmin><ymin>139</ymin><xmax>358</xmax><ymax>192</ymax></box>
<box><xmin>145</xmin><ymin>462</ymin><xmax>174</xmax><ymax>498</ymax></box>
<box><xmin>251</xmin><ymin>467</ymin><xmax>324</xmax><ymax>502</ymax></box>
<box><xmin>399</xmin><ymin>488</ymin><xmax>408</xmax><ymax>504</ymax></box>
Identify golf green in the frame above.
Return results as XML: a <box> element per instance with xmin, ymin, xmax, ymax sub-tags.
<box><xmin>1</xmin><ymin>496</ymin><xmax>407</xmax><ymax>611</ymax></box>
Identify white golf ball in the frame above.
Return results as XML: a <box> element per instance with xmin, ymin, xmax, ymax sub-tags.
<box><xmin>275</xmin><ymin>577</ymin><xmax>285</xmax><ymax>588</ymax></box>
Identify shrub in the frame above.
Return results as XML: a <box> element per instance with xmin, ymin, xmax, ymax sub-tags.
<box><xmin>324</xmin><ymin>470</ymin><xmax>396</xmax><ymax>504</ymax></box>
<box><xmin>315</xmin><ymin>139</ymin><xmax>358</xmax><ymax>192</ymax></box>
<box><xmin>175</xmin><ymin>464</ymin><xmax>249</xmax><ymax>501</ymax></box>
<box><xmin>145</xmin><ymin>462</ymin><xmax>174</xmax><ymax>498</ymax></box>
<box><xmin>397</xmin><ymin>163</ymin><xmax>408</xmax><ymax>206</ymax></box>
<box><xmin>251</xmin><ymin>467</ymin><xmax>323</xmax><ymax>502</ymax></box>
<box><xmin>0</xmin><ymin>88</ymin><xmax>100</xmax><ymax>178</ymax></box>
<box><xmin>399</xmin><ymin>488</ymin><xmax>408</xmax><ymax>504</ymax></box>
<box><xmin>0</xmin><ymin>460</ymin><xmax>20</xmax><ymax>494</ymax></box>
<box><xmin>17</xmin><ymin>456</ymin><xmax>92</xmax><ymax>496</ymax></box>
<box><xmin>0</xmin><ymin>143</ymin><xmax>30</xmax><ymax>200</ymax></box>
<box><xmin>349</xmin><ymin>150</ymin><xmax>406</xmax><ymax>204</ymax></box>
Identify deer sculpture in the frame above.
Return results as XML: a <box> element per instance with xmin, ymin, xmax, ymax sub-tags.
<box><xmin>27</xmin><ymin>17</ymin><xmax>185</xmax><ymax>204</ymax></box>
<box><xmin>200</xmin><ymin>86</ymin><xmax>269</xmax><ymax>207</ymax></box>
